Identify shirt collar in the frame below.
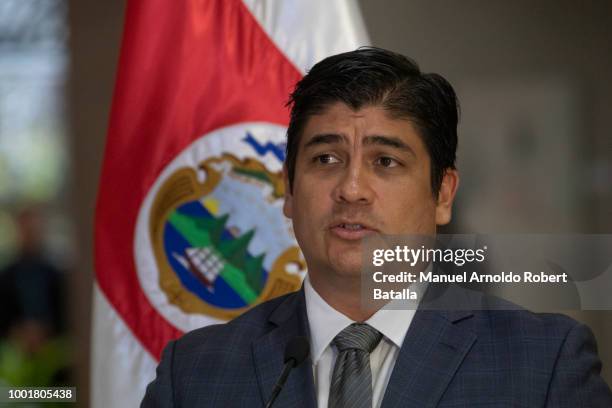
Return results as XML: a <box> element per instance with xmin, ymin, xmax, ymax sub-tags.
<box><xmin>304</xmin><ymin>275</ymin><xmax>415</xmax><ymax>363</ymax></box>
<box><xmin>304</xmin><ymin>276</ymin><xmax>353</xmax><ymax>363</ymax></box>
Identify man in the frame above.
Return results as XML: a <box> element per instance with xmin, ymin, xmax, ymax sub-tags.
<box><xmin>142</xmin><ymin>47</ymin><xmax>612</xmax><ymax>407</ymax></box>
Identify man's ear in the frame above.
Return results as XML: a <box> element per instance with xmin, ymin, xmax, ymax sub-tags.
<box><xmin>435</xmin><ymin>169</ymin><xmax>459</xmax><ymax>226</ymax></box>
<box><xmin>282</xmin><ymin>165</ymin><xmax>293</xmax><ymax>219</ymax></box>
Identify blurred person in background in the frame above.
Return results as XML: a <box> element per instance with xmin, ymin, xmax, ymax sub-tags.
<box><xmin>0</xmin><ymin>206</ymin><xmax>69</xmax><ymax>388</ymax></box>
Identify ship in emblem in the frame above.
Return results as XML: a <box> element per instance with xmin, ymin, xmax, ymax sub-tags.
<box><xmin>180</xmin><ymin>247</ymin><xmax>225</xmax><ymax>291</ymax></box>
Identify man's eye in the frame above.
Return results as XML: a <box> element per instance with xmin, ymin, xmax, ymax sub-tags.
<box><xmin>376</xmin><ymin>156</ymin><xmax>399</xmax><ymax>168</ymax></box>
<box><xmin>314</xmin><ymin>154</ymin><xmax>340</xmax><ymax>164</ymax></box>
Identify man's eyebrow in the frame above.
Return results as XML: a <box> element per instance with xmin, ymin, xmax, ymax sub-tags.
<box><xmin>303</xmin><ymin>133</ymin><xmax>346</xmax><ymax>149</ymax></box>
<box><xmin>364</xmin><ymin>135</ymin><xmax>415</xmax><ymax>155</ymax></box>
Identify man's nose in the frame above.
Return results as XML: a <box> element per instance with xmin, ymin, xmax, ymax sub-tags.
<box><xmin>331</xmin><ymin>161</ymin><xmax>375</xmax><ymax>204</ymax></box>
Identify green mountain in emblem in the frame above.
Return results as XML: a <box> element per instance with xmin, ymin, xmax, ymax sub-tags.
<box><xmin>168</xmin><ymin>210</ymin><xmax>266</xmax><ymax>303</ymax></box>
<box><xmin>233</xmin><ymin>167</ymin><xmax>273</xmax><ymax>185</ymax></box>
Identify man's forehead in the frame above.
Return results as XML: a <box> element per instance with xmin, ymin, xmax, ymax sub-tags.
<box><xmin>300</xmin><ymin>132</ymin><xmax>417</xmax><ymax>161</ymax></box>
<box><xmin>299</xmin><ymin>104</ymin><xmax>419</xmax><ymax>146</ymax></box>
<box><xmin>305</xmin><ymin>101</ymin><xmax>413</xmax><ymax>126</ymax></box>
<box><xmin>347</xmin><ymin>111</ymin><xmax>367</xmax><ymax>118</ymax></box>
<box><xmin>310</xmin><ymin>102</ymin><xmax>383</xmax><ymax>120</ymax></box>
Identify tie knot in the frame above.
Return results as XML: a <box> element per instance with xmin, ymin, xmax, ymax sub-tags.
<box><xmin>333</xmin><ymin>323</ymin><xmax>382</xmax><ymax>353</ymax></box>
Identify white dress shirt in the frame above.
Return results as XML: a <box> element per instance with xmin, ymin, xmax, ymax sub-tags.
<box><xmin>304</xmin><ymin>276</ymin><xmax>416</xmax><ymax>408</ymax></box>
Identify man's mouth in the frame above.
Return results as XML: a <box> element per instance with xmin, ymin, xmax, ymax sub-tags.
<box><xmin>339</xmin><ymin>223</ymin><xmax>365</xmax><ymax>230</ymax></box>
<box><xmin>330</xmin><ymin>221</ymin><xmax>377</xmax><ymax>240</ymax></box>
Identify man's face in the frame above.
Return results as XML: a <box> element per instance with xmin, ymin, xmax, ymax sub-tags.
<box><xmin>283</xmin><ymin>102</ymin><xmax>457</xmax><ymax>285</ymax></box>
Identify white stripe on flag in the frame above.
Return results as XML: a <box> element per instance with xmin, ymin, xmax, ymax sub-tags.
<box><xmin>241</xmin><ymin>0</ymin><xmax>370</xmax><ymax>74</ymax></box>
<box><xmin>91</xmin><ymin>283</ymin><xmax>157</xmax><ymax>408</ymax></box>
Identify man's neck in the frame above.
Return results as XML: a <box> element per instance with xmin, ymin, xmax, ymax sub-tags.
<box><xmin>308</xmin><ymin>274</ymin><xmax>378</xmax><ymax>322</ymax></box>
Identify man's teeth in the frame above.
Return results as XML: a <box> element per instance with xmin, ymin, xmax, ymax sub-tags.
<box><xmin>341</xmin><ymin>224</ymin><xmax>363</xmax><ymax>230</ymax></box>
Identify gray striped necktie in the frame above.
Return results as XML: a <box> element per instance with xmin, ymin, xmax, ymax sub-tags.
<box><xmin>329</xmin><ymin>323</ymin><xmax>383</xmax><ymax>408</ymax></box>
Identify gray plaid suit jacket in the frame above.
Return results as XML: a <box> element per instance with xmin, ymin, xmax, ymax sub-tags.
<box><xmin>141</xmin><ymin>287</ymin><xmax>612</xmax><ymax>407</ymax></box>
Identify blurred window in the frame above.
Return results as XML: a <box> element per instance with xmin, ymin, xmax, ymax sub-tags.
<box><xmin>0</xmin><ymin>0</ymin><xmax>68</xmax><ymax>262</ymax></box>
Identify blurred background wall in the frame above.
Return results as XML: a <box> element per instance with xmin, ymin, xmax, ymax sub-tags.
<box><xmin>0</xmin><ymin>1</ymin><xmax>609</xmax><ymax>406</ymax></box>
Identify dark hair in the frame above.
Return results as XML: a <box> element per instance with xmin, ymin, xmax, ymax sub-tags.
<box><xmin>285</xmin><ymin>46</ymin><xmax>459</xmax><ymax>197</ymax></box>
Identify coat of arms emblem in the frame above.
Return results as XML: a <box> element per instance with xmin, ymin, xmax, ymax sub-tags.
<box><xmin>135</xmin><ymin>123</ymin><xmax>305</xmax><ymax>330</ymax></box>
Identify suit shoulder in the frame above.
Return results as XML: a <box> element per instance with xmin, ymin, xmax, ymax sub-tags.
<box><xmin>172</xmin><ymin>291</ymin><xmax>298</xmax><ymax>354</ymax></box>
<box><xmin>230</xmin><ymin>290</ymin><xmax>298</xmax><ymax>327</ymax></box>
<box><xmin>456</xmin><ymin>289</ymin><xmax>580</xmax><ymax>340</ymax></box>
<box><xmin>504</xmin><ymin>309</ymin><xmax>577</xmax><ymax>330</ymax></box>
<box><xmin>478</xmin><ymin>308</ymin><xmax>580</xmax><ymax>342</ymax></box>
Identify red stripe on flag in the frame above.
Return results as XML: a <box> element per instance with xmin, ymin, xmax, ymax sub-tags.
<box><xmin>95</xmin><ymin>0</ymin><xmax>302</xmax><ymax>359</ymax></box>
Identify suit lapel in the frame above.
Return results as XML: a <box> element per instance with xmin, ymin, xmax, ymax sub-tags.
<box><xmin>380</xmin><ymin>309</ymin><xmax>476</xmax><ymax>408</ymax></box>
<box><xmin>252</xmin><ymin>289</ymin><xmax>317</xmax><ymax>408</ymax></box>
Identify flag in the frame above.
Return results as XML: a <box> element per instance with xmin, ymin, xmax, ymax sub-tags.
<box><xmin>92</xmin><ymin>0</ymin><xmax>368</xmax><ymax>406</ymax></box>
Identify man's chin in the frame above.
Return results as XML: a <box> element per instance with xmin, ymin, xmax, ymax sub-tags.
<box><xmin>329</xmin><ymin>255</ymin><xmax>364</xmax><ymax>279</ymax></box>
